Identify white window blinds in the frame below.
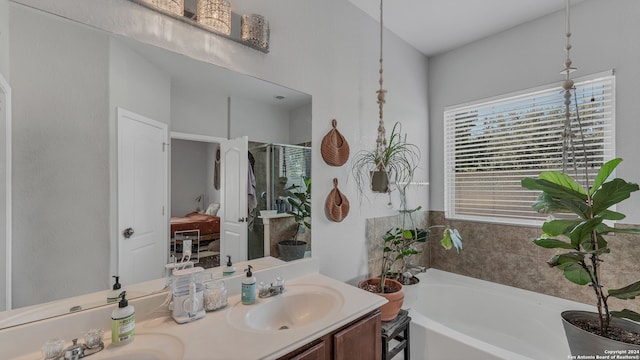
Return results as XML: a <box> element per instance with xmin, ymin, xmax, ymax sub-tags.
<box><xmin>444</xmin><ymin>73</ymin><xmax>615</xmax><ymax>225</ymax></box>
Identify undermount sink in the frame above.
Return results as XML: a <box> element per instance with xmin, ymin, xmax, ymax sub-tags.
<box><xmin>93</xmin><ymin>333</ymin><xmax>184</xmax><ymax>360</ymax></box>
<box><xmin>227</xmin><ymin>284</ymin><xmax>344</xmax><ymax>332</ymax></box>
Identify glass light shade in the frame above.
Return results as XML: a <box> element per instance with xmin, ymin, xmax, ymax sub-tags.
<box><xmin>197</xmin><ymin>0</ymin><xmax>232</xmax><ymax>35</ymax></box>
<box><xmin>144</xmin><ymin>0</ymin><xmax>184</xmax><ymax>17</ymax></box>
<box><xmin>241</xmin><ymin>14</ymin><xmax>269</xmax><ymax>50</ymax></box>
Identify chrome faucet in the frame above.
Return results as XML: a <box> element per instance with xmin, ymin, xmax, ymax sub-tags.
<box><xmin>406</xmin><ymin>263</ymin><xmax>427</xmax><ymax>273</ymax></box>
<box><xmin>258</xmin><ymin>277</ymin><xmax>285</xmax><ymax>298</ymax></box>
<box><xmin>61</xmin><ymin>333</ymin><xmax>104</xmax><ymax>360</ymax></box>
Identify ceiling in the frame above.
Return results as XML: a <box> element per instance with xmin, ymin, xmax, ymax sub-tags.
<box><xmin>347</xmin><ymin>0</ymin><xmax>581</xmax><ymax>56</ymax></box>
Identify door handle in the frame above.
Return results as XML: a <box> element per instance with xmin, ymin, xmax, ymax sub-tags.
<box><xmin>238</xmin><ymin>217</ymin><xmax>248</xmax><ymax>222</ymax></box>
<box><xmin>123</xmin><ymin>227</ymin><xmax>134</xmax><ymax>238</ymax></box>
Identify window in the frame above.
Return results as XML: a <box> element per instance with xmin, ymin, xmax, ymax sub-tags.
<box><xmin>444</xmin><ymin>72</ymin><xmax>615</xmax><ymax>225</ymax></box>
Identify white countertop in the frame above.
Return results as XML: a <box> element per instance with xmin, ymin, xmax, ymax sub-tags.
<box><xmin>9</xmin><ymin>271</ymin><xmax>387</xmax><ymax>360</ymax></box>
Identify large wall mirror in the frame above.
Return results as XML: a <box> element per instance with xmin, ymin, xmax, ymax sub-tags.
<box><xmin>2</xmin><ymin>1</ymin><xmax>311</xmax><ymax>328</ymax></box>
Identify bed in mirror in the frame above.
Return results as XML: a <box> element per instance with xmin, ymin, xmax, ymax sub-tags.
<box><xmin>2</xmin><ymin>0</ymin><xmax>312</xmax><ymax>329</ymax></box>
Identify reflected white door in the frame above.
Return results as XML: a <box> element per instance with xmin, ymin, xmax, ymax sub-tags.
<box><xmin>117</xmin><ymin>108</ymin><xmax>168</xmax><ymax>286</ymax></box>
<box><xmin>220</xmin><ymin>136</ymin><xmax>248</xmax><ymax>262</ymax></box>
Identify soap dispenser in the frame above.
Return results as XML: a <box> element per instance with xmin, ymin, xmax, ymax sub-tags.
<box><xmin>107</xmin><ymin>276</ymin><xmax>122</xmax><ymax>303</ymax></box>
<box><xmin>223</xmin><ymin>255</ymin><xmax>236</xmax><ymax>276</ymax></box>
<box><xmin>241</xmin><ymin>265</ymin><xmax>256</xmax><ymax>305</ymax></box>
<box><xmin>111</xmin><ymin>291</ymin><xmax>135</xmax><ymax>346</ymax></box>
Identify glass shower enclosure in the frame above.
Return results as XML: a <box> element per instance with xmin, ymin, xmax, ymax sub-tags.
<box><xmin>248</xmin><ymin>143</ymin><xmax>311</xmax><ymax>260</ymax></box>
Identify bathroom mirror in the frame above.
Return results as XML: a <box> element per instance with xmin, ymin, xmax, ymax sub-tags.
<box><xmin>2</xmin><ymin>0</ymin><xmax>311</xmax><ymax>328</ymax></box>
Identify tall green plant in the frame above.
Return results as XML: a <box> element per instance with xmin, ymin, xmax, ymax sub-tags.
<box><xmin>287</xmin><ymin>176</ymin><xmax>311</xmax><ymax>244</ymax></box>
<box><xmin>522</xmin><ymin>158</ymin><xmax>640</xmax><ymax>335</ymax></box>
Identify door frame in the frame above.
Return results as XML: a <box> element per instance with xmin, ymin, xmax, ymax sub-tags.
<box><xmin>1</xmin><ymin>73</ymin><xmax>11</xmax><ymax>310</ymax></box>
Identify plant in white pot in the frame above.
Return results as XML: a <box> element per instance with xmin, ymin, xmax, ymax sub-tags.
<box><xmin>278</xmin><ymin>176</ymin><xmax>310</xmax><ymax>261</ymax></box>
<box><xmin>522</xmin><ymin>159</ymin><xmax>640</xmax><ymax>353</ymax></box>
<box><xmin>520</xmin><ymin>0</ymin><xmax>640</xmax><ymax>353</ymax></box>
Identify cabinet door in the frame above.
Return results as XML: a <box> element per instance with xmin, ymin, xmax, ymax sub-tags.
<box><xmin>333</xmin><ymin>310</ymin><xmax>381</xmax><ymax>360</ymax></box>
<box><xmin>288</xmin><ymin>341</ymin><xmax>326</xmax><ymax>360</ymax></box>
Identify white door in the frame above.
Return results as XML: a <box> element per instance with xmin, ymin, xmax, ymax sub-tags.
<box><xmin>117</xmin><ymin>108</ymin><xmax>168</xmax><ymax>286</ymax></box>
<box><xmin>220</xmin><ymin>136</ymin><xmax>248</xmax><ymax>262</ymax></box>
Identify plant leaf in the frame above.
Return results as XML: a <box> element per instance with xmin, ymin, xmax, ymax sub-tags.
<box><xmin>440</xmin><ymin>229</ymin><xmax>452</xmax><ymax>250</ymax></box>
<box><xmin>611</xmin><ymin>309</ymin><xmax>640</xmax><ymax>322</ymax></box>
<box><xmin>539</xmin><ymin>171</ymin><xmax>587</xmax><ymax>195</ymax></box>
<box><xmin>532</xmin><ymin>238</ymin><xmax>575</xmax><ymax>249</ymax></box>
<box><xmin>542</xmin><ymin>219</ymin><xmax>581</xmax><ymax>237</ymax></box>
<box><xmin>561</xmin><ymin>263</ymin><xmax>592</xmax><ymax>285</ymax></box>
<box><xmin>592</xmin><ymin>178</ymin><xmax>640</xmax><ymax>215</ymax></box>
<box><xmin>609</xmin><ymin>280</ymin><xmax>640</xmax><ymax>300</ymax></box>
<box><xmin>590</xmin><ymin>158</ymin><xmax>622</xmax><ymax>195</ymax></box>
<box><xmin>547</xmin><ymin>252</ymin><xmax>584</xmax><ymax>267</ymax></box>
<box><xmin>568</xmin><ymin>217</ymin><xmax>604</xmax><ymax>248</ymax></box>
<box><xmin>599</xmin><ymin>209</ymin><xmax>626</xmax><ymax>221</ymax></box>
<box><xmin>449</xmin><ymin>228</ymin><xmax>463</xmax><ymax>253</ymax></box>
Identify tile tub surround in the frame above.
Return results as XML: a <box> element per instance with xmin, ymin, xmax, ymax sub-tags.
<box><xmin>365</xmin><ymin>211</ymin><xmax>640</xmax><ymax>313</ymax></box>
<box><xmin>427</xmin><ymin>211</ymin><xmax>640</xmax><ymax>314</ymax></box>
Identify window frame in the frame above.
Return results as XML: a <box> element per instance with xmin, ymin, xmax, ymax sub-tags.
<box><xmin>444</xmin><ymin>70</ymin><xmax>616</xmax><ymax>226</ymax></box>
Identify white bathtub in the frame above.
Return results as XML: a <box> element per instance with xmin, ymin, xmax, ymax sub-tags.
<box><xmin>402</xmin><ymin>269</ymin><xmax>594</xmax><ymax>360</ymax></box>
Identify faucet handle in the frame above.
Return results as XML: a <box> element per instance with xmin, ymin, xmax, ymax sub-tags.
<box><xmin>41</xmin><ymin>338</ymin><xmax>65</xmax><ymax>360</ymax></box>
<box><xmin>274</xmin><ymin>276</ymin><xmax>285</xmax><ymax>287</ymax></box>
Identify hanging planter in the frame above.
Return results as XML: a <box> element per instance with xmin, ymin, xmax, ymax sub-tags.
<box><xmin>351</xmin><ymin>122</ymin><xmax>419</xmax><ymax>197</ymax></box>
<box><xmin>370</xmin><ymin>170</ymin><xmax>389</xmax><ymax>193</ymax></box>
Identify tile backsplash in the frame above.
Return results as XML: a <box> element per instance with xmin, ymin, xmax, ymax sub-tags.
<box><xmin>366</xmin><ymin>211</ymin><xmax>640</xmax><ymax>313</ymax></box>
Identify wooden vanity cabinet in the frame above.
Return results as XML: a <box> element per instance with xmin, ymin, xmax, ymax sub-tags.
<box><xmin>277</xmin><ymin>309</ymin><xmax>382</xmax><ymax>360</ymax></box>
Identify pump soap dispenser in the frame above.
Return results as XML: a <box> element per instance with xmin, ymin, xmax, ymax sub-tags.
<box><xmin>223</xmin><ymin>255</ymin><xmax>236</xmax><ymax>276</ymax></box>
<box><xmin>107</xmin><ymin>276</ymin><xmax>122</xmax><ymax>303</ymax></box>
<box><xmin>111</xmin><ymin>291</ymin><xmax>135</xmax><ymax>346</ymax></box>
<box><xmin>241</xmin><ymin>265</ymin><xmax>256</xmax><ymax>305</ymax></box>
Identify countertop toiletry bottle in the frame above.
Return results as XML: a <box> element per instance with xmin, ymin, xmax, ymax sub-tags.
<box><xmin>223</xmin><ymin>255</ymin><xmax>236</xmax><ymax>276</ymax></box>
<box><xmin>111</xmin><ymin>291</ymin><xmax>135</xmax><ymax>345</ymax></box>
<box><xmin>241</xmin><ymin>265</ymin><xmax>256</xmax><ymax>305</ymax></box>
<box><xmin>107</xmin><ymin>276</ymin><xmax>122</xmax><ymax>303</ymax></box>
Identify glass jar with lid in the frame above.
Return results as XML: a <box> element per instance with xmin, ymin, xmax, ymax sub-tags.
<box><xmin>204</xmin><ymin>280</ymin><xmax>228</xmax><ymax>311</ymax></box>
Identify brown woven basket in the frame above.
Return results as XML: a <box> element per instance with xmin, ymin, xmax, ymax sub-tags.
<box><xmin>326</xmin><ymin>178</ymin><xmax>350</xmax><ymax>222</ymax></box>
<box><xmin>321</xmin><ymin>119</ymin><xmax>350</xmax><ymax>166</ymax></box>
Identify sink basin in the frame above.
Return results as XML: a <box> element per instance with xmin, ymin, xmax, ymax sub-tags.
<box><xmin>94</xmin><ymin>333</ymin><xmax>184</xmax><ymax>360</ymax></box>
<box><xmin>227</xmin><ymin>284</ymin><xmax>344</xmax><ymax>332</ymax></box>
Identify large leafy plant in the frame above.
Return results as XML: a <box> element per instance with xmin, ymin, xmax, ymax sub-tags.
<box><xmin>522</xmin><ymin>158</ymin><xmax>640</xmax><ymax>335</ymax></box>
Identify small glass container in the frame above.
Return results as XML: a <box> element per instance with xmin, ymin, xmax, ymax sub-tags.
<box><xmin>204</xmin><ymin>280</ymin><xmax>228</xmax><ymax>311</ymax></box>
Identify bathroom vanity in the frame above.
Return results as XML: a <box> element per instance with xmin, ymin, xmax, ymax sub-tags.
<box><xmin>2</xmin><ymin>259</ymin><xmax>387</xmax><ymax>359</ymax></box>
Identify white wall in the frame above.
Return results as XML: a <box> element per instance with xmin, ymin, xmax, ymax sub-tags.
<box><xmin>170</xmin><ymin>139</ymin><xmax>215</xmax><ymax>217</ymax></box>
<box><xmin>11</xmin><ymin>0</ymin><xmax>430</xmax><ymax>284</ymax></box>
<box><xmin>428</xmin><ymin>0</ymin><xmax>640</xmax><ymax>223</ymax></box>
<box><xmin>290</xmin><ymin>103</ymin><xmax>312</xmax><ymax>145</ymax></box>
<box><xmin>170</xmin><ymin>81</ymin><xmax>227</xmax><ymax>137</ymax></box>
<box><xmin>10</xmin><ymin>5</ymin><xmax>110</xmax><ymax>307</ymax></box>
<box><xmin>0</xmin><ymin>0</ymin><xmax>8</xmax><ymax>80</ymax></box>
<box><xmin>230</xmin><ymin>97</ymin><xmax>290</xmax><ymax>144</ymax></box>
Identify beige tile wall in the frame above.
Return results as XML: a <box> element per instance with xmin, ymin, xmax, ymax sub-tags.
<box><xmin>366</xmin><ymin>211</ymin><xmax>640</xmax><ymax>313</ymax></box>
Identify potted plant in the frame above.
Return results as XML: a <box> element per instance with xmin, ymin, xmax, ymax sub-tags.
<box><xmin>359</xmin><ymin>213</ymin><xmax>462</xmax><ymax>321</ymax></box>
<box><xmin>351</xmin><ymin>122</ymin><xmax>420</xmax><ymax>195</ymax></box>
<box><xmin>278</xmin><ymin>176</ymin><xmax>311</xmax><ymax>261</ymax></box>
<box><xmin>522</xmin><ymin>158</ymin><xmax>640</xmax><ymax>354</ymax></box>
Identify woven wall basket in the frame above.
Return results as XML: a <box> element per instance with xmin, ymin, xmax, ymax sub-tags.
<box><xmin>321</xmin><ymin>119</ymin><xmax>350</xmax><ymax>166</ymax></box>
<box><xmin>326</xmin><ymin>178</ymin><xmax>350</xmax><ymax>222</ymax></box>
